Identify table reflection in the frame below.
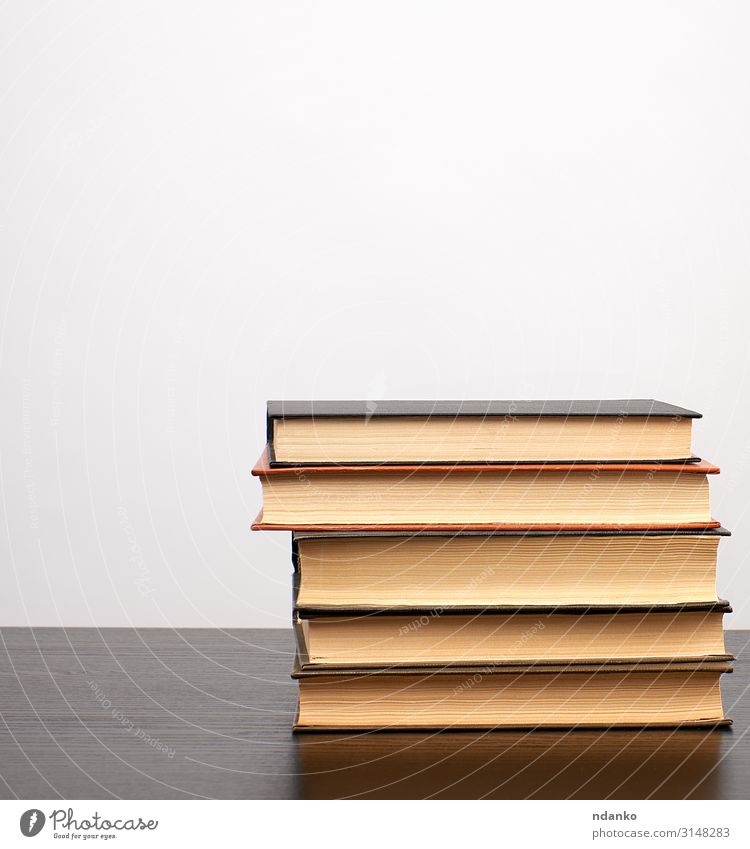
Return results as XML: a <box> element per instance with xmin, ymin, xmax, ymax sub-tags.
<box><xmin>295</xmin><ymin>728</ymin><xmax>729</xmax><ymax>799</ymax></box>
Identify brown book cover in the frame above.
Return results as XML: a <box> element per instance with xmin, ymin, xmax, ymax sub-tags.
<box><xmin>251</xmin><ymin>449</ymin><xmax>721</xmax><ymax>531</ymax></box>
<box><xmin>255</xmin><ymin>514</ymin><xmax>723</xmax><ymax>531</ymax></box>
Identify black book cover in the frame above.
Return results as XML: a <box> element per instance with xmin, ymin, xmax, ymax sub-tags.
<box><xmin>268</xmin><ymin>398</ymin><xmax>702</xmax><ymax>422</ymax></box>
<box><xmin>293</xmin><ymin>595</ymin><xmax>733</xmax><ymax>619</ymax></box>
<box><xmin>291</xmin><ymin>651</ymin><xmax>734</xmax><ymax>678</ymax></box>
<box><xmin>291</xmin><ymin>526</ymin><xmax>731</xmax><ymax>614</ymax></box>
<box><xmin>266</xmin><ymin>399</ymin><xmax>702</xmax><ymax>466</ymax></box>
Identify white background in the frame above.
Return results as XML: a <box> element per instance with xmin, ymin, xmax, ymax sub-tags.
<box><xmin>1</xmin><ymin>1</ymin><xmax>749</xmax><ymax>627</ymax></box>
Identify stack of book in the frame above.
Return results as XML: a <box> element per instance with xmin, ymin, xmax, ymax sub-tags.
<box><xmin>252</xmin><ymin>400</ymin><xmax>732</xmax><ymax>731</ymax></box>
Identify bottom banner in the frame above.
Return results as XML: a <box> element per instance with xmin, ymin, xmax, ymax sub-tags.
<box><xmin>2</xmin><ymin>799</ymin><xmax>749</xmax><ymax>849</ymax></box>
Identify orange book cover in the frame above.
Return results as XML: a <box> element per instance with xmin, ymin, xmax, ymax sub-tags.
<box><xmin>251</xmin><ymin>448</ymin><xmax>721</xmax><ymax>532</ymax></box>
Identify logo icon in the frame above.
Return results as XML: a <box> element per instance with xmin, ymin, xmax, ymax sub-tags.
<box><xmin>20</xmin><ymin>810</ymin><xmax>46</xmax><ymax>837</ymax></box>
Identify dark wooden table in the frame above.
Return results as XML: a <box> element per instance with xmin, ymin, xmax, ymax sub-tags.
<box><xmin>1</xmin><ymin>628</ymin><xmax>747</xmax><ymax>799</ymax></box>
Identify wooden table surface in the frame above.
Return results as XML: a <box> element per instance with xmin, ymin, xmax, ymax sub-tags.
<box><xmin>1</xmin><ymin>628</ymin><xmax>748</xmax><ymax>799</ymax></box>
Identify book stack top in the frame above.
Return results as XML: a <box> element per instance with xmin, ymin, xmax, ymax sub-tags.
<box><xmin>265</xmin><ymin>399</ymin><xmax>702</xmax><ymax>465</ymax></box>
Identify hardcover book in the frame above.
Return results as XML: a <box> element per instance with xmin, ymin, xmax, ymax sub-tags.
<box><xmin>267</xmin><ymin>399</ymin><xmax>700</xmax><ymax>465</ymax></box>
<box><xmin>252</xmin><ymin>451</ymin><xmax>719</xmax><ymax>529</ymax></box>
<box><xmin>292</xmin><ymin>528</ymin><xmax>730</xmax><ymax>610</ymax></box>
<box><xmin>292</xmin><ymin>661</ymin><xmax>732</xmax><ymax>730</ymax></box>
<box><xmin>293</xmin><ymin>604</ymin><xmax>732</xmax><ymax>669</ymax></box>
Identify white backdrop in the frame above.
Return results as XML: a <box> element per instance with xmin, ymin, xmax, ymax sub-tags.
<box><xmin>1</xmin><ymin>1</ymin><xmax>749</xmax><ymax>627</ymax></box>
